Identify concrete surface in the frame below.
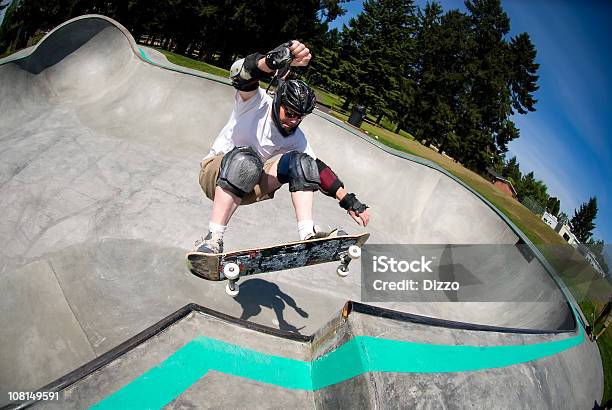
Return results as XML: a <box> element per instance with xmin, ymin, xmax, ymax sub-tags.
<box><xmin>24</xmin><ymin>307</ymin><xmax>603</xmax><ymax>409</ymax></box>
<box><xmin>34</xmin><ymin>309</ymin><xmax>314</xmax><ymax>409</ymax></box>
<box><xmin>0</xmin><ymin>14</ymin><xmax>603</xmax><ymax>409</ymax></box>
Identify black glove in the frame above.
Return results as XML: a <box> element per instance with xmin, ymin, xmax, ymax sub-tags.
<box><xmin>339</xmin><ymin>193</ymin><xmax>368</xmax><ymax>215</ymax></box>
<box><xmin>265</xmin><ymin>41</ymin><xmax>293</xmax><ymax>71</ymax></box>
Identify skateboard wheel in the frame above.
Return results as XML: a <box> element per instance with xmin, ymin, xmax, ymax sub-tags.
<box><xmin>337</xmin><ymin>266</ymin><xmax>349</xmax><ymax>277</ymax></box>
<box><xmin>224</xmin><ymin>263</ymin><xmax>240</xmax><ymax>280</ymax></box>
<box><xmin>226</xmin><ymin>281</ymin><xmax>239</xmax><ymax>297</ymax></box>
<box><xmin>348</xmin><ymin>245</ymin><xmax>361</xmax><ymax>259</ymax></box>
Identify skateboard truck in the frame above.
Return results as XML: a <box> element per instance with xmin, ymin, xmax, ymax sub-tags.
<box><xmin>224</xmin><ymin>263</ymin><xmax>240</xmax><ymax>296</ymax></box>
<box><xmin>336</xmin><ymin>245</ymin><xmax>361</xmax><ymax>277</ymax></box>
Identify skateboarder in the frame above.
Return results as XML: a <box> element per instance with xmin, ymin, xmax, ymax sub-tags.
<box><xmin>195</xmin><ymin>40</ymin><xmax>370</xmax><ymax>253</ymax></box>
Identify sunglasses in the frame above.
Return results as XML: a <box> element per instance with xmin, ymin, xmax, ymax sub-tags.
<box><xmin>283</xmin><ymin>106</ymin><xmax>303</xmax><ymax>119</ymax></box>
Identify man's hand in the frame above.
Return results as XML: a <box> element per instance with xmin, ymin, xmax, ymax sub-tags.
<box><xmin>264</xmin><ymin>40</ymin><xmax>311</xmax><ymax>71</ymax></box>
<box><xmin>339</xmin><ymin>192</ymin><xmax>370</xmax><ymax>227</ymax></box>
<box><xmin>288</xmin><ymin>40</ymin><xmax>311</xmax><ymax>67</ymax></box>
<box><xmin>349</xmin><ymin>208</ymin><xmax>370</xmax><ymax>227</ymax></box>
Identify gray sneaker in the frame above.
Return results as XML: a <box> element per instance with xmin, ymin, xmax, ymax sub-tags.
<box><xmin>194</xmin><ymin>232</ymin><xmax>224</xmax><ymax>254</ymax></box>
<box><xmin>304</xmin><ymin>227</ymin><xmax>347</xmax><ymax>241</ymax></box>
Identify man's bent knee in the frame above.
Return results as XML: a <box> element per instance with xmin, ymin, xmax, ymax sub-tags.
<box><xmin>277</xmin><ymin>151</ymin><xmax>320</xmax><ymax>192</ymax></box>
<box><xmin>217</xmin><ymin>147</ymin><xmax>264</xmax><ymax>198</ymax></box>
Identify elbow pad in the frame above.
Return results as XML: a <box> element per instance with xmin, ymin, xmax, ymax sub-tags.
<box><xmin>229</xmin><ymin>53</ymin><xmax>271</xmax><ymax>91</ymax></box>
<box><xmin>316</xmin><ymin>159</ymin><xmax>344</xmax><ymax>197</ymax></box>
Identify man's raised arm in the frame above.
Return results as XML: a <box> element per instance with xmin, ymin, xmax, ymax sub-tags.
<box><xmin>229</xmin><ymin>40</ymin><xmax>312</xmax><ymax>102</ymax></box>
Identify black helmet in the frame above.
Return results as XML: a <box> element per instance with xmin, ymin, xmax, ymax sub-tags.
<box><xmin>272</xmin><ymin>79</ymin><xmax>316</xmax><ymax>136</ymax></box>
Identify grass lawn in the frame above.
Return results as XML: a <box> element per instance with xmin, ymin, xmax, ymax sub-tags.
<box><xmin>313</xmin><ymin>89</ymin><xmax>344</xmax><ymax>108</ymax></box>
<box><xmin>152</xmin><ymin>48</ymin><xmax>230</xmax><ymax>78</ymax></box>
<box><xmin>599</xmin><ymin>331</ymin><xmax>612</xmax><ymax>404</ymax></box>
<box><xmin>133</xmin><ymin>49</ymin><xmax>612</xmax><ymax>404</ymax></box>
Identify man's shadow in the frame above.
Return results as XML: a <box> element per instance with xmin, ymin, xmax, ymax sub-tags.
<box><xmin>232</xmin><ymin>278</ymin><xmax>309</xmax><ymax>333</ymax></box>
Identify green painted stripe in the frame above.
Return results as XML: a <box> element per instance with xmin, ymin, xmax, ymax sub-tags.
<box><xmin>91</xmin><ymin>325</ymin><xmax>584</xmax><ymax>409</ymax></box>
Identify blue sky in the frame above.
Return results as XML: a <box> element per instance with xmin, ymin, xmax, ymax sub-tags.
<box><xmin>330</xmin><ymin>0</ymin><xmax>611</xmax><ymax>246</ymax></box>
<box><xmin>0</xmin><ymin>0</ymin><xmax>12</xmax><ymax>26</ymax></box>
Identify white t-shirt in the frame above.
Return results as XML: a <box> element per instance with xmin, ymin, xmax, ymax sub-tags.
<box><xmin>205</xmin><ymin>88</ymin><xmax>316</xmax><ymax>162</ymax></box>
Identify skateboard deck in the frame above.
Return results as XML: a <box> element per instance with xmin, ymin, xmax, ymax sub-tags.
<box><xmin>186</xmin><ymin>232</ymin><xmax>370</xmax><ymax>281</ymax></box>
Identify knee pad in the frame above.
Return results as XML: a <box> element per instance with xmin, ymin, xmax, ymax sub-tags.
<box><xmin>217</xmin><ymin>147</ymin><xmax>264</xmax><ymax>198</ymax></box>
<box><xmin>277</xmin><ymin>151</ymin><xmax>320</xmax><ymax>192</ymax></box>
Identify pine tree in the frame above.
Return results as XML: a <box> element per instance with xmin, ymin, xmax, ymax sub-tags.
<box><xmin>336</xmin><ymin>0</ymin><xmax>417</xmax><ymax>118</ymax></box>
<box><xmin>507</xmin><ymin>32</ymin><xmax>539</xmax><ymax>114</ymax></box>
<box><xmin>305</xmin><ymin>28</ymin><xmax>342</xmax><ymax>92</ymax></box>
<box><xmin>454</xmin><ymin>0</ymin><xmax>538</xmax><ymax>169</ymax></box>
<box><xmin>546</xmin><ymin>197</ymin><xmax>560</xmax><ymax>216</ymax></box>
<box><xmin>403</xmin><ymin>1</ymin><xmax>443</xmax><ymax>140</ymax></box>
<box><xmin>503</xmin><ymin>156</ymin><xmax>522</xmax><ymax>185</ymax></box>
<box><xmin>570</xmin><ymin>197</ymin><xmax>598</xmax><ymax>243</ymax></box>
<box><xmin>552</xmin><ymin>198</ymin><xmax>560</xmax><ymax>216</ymax></box>
<box><xmin>517</xmin><ymin>171</ymin><xmax>548</xmax><ymax>206</ymax></box>
<box><xmin>547</xmin><ymin>197</ymin><xmax>557</xmax><ymax>213</ymax></box>
<box><xmin>436</xmin><ymin>9</ymin><xmax>477</xmax><ymax>158</ymax></box>
<box><xmin>407</xmin><ymin>0</ymin><xmax>539</xmax><ymax>170</ymax></box>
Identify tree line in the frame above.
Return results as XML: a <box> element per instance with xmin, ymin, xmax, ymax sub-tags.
<box><xmin>0</xmin><ymin>0</ymin><xmax>344</xmax><ymax>66</ymax></box>
<box><xmin>305</xmin><ymin>0</ymin><xmax>539</xmax><ymax>173</ymax></box>
<box><xmin>1</xmin><ymin>0</ymin><xmax>538</xmax><ymax>171</ymax></box>
<box><xmin>497</xmin><ymin>155</ymin><xmax>605</xmax><ymax>273</ymax></box>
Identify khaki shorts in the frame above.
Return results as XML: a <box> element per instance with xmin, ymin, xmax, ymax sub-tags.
<box><xmin>199</xmin><ymin>154</ymin><xmax>281</xmax><ymax>205</ymax></box>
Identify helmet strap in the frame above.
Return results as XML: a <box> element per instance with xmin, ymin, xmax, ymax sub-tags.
<box><xmin>272</xmin><ymin>96</ymin><xmax>296</xmax><ymax>137</ymax></box>
<box><xmin>270</xmin><ymin>68</ymin><xmax>296</xmax><ymax>137</ymax></box>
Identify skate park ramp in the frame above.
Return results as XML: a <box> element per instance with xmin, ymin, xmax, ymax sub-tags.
<box><xmin>0</xmin><ymin>15</ymin><xmax>603</xmax><ymax>408</ymax></box>
<box><xmin>1</xmin><ymin>303</ymin><xmax>598</xmax><ymax>409</ymax></box>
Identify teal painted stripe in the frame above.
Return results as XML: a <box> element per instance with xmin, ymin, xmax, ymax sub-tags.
<box><xmin>90</xmin><ymin>337</ymin><xmax>312</xmax><ymax>410</ymax></box>
<box><xmin>91</xmin><ymin>326</ymin><xmax>583</xmax><ymax>409</ymax></box>
<box><xmin>135</xmin><ymin>45</ymin><xmax>231</xmax><ymax>85</ymax></box>
<box><xmin>138</xmin><ymin>47</ymin><xmax>152</xmax><ymax>63</ymax></box>
<box><xmin>90</xmin><ymin>340</ymin><xmax>211</xmax><ymax>410</ymax></box>
<box><xmin>310</xmin><ymin>325</ymin><xmax>583</xmax><ymax>389</ymax></box>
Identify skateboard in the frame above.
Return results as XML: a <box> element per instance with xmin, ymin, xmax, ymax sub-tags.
<box><xmin>186</xmin><ymin>232</ymin><xmax>370</xmax><ymax>296</ymax></box>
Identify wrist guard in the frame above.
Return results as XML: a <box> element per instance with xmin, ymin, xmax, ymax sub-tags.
<box><xmin>230</xmin><ymin>53</ymin><xmax>270</xmax><ymax>91</ymax></box>
<box><xmin>244</xmin><ymin>53</ymin><xmax>271</xmax><ymax>80</ymax></box>
<box><xmin>265</xmin><ymin>41</ymin><xmax>293</xmax><ymax>71</ymax></box>
<box><xmin>339</xmin><ymin>193</ymin><xmax>368</xmax><ymax>215</ymax></box>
